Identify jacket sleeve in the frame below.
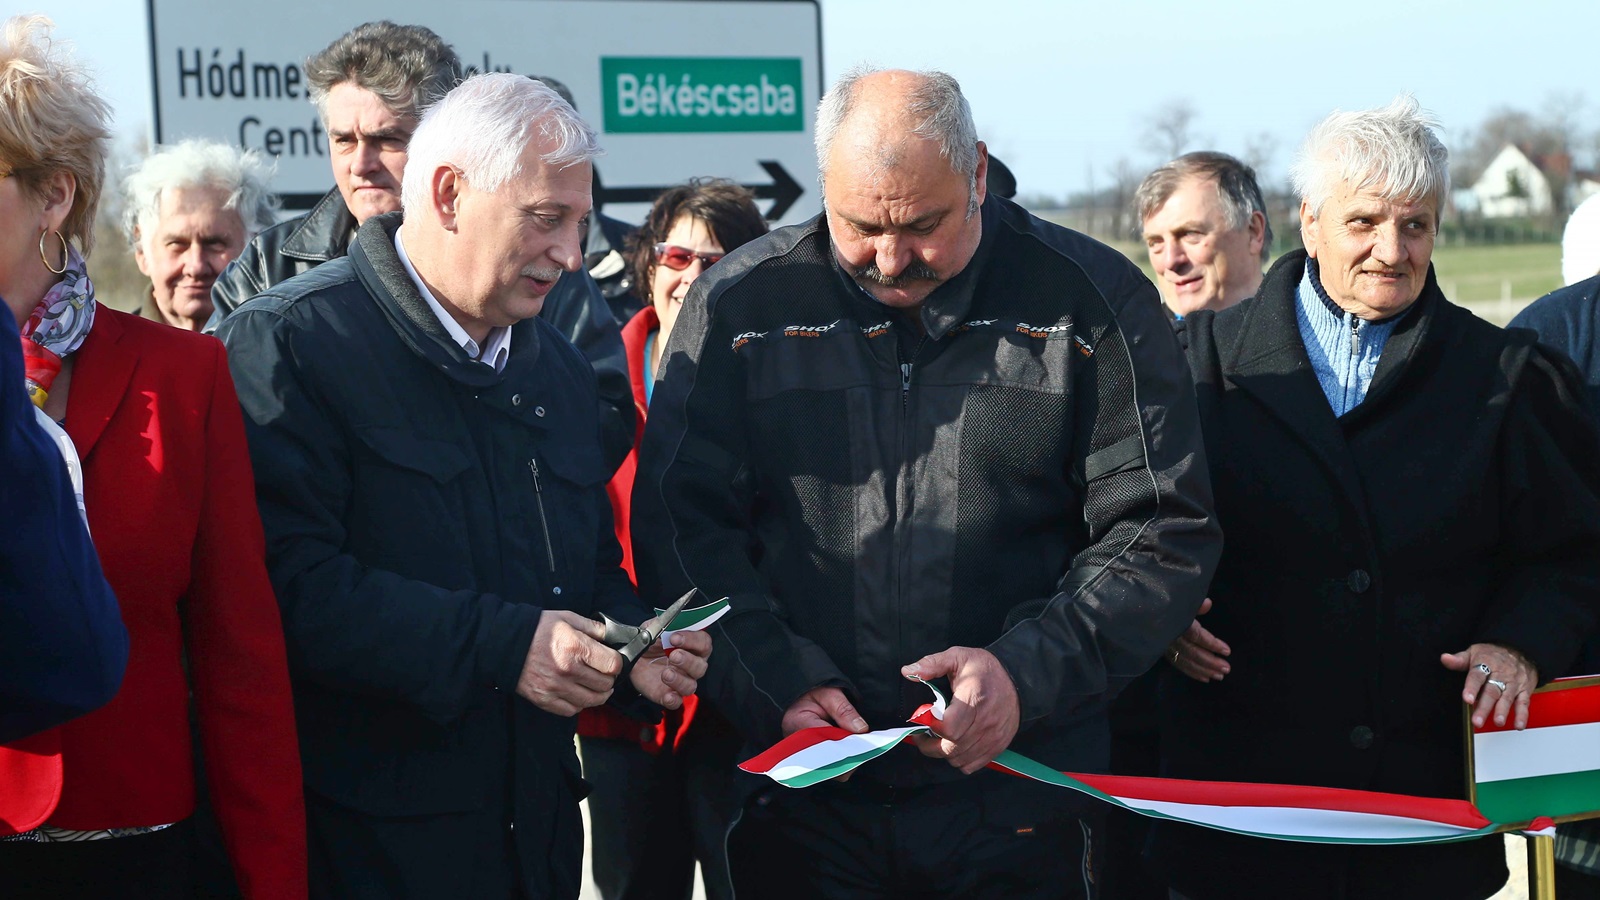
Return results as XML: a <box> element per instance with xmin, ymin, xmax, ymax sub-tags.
<box><xmin>538</xmin><ymin>269</ymin><xmax>636</xmax><ymax>476</ymax></box>
<box><xmin>986</xmin><ymin>267</ymin><xmax>1222</xmax><ymax>724</ymax></box>
<box><xmin>631</xmin><ymin>277</ymin><xmax>851</xmax><ymax>749</ymax></box>
<box><xmin>205</xmin><ymin>236</ymin><xmax>271</xmax><ymax>335</ymax></box>
<box><xmin>218</xmin><ymin>304</ymin><xmax>544</xmax><ymax>725</ymax></box>
<box><xmin>1474</xmin><ymin>344</ymin><xmax>1600</xmax><ymax>680</ymax></box>
<box><xmin>184</xmin><ymin>338</ymin><xmax>307</xmax><ymax>899</ymax></box>
<box><xmin>0</xmin><ymin>314</ymin><xmax>127</xmax><ymax>744</ymax></box>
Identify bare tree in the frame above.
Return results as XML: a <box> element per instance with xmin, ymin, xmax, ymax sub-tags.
<box><xmin>1143</xmin><ymin>99</ymin><xmax>1201</xmax><ymax>162</ymax></box>
<box><xmin>1241</xmin><ymin>132</ymin><xmax>1280</xmax><ymax>183</ymax></box>
<box><xmin>1104</xmin><ymin>157</ymin><xmax>1141</xmax><ymax>241</ymax></box>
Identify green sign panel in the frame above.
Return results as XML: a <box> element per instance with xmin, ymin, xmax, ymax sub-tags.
<box><xmin>601</xmin><ymin>57</ymin><xmax>803</xmax><ymax>134</ymax></box>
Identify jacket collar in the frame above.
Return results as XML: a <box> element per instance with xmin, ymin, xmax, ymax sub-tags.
<box><xmin>621</xmin><ymin>304</ymin><xmax>659</xmax><ymax>421</ymax></box>
<box><xmin>826</xmin><ymin>192</ymin><xmax>1000</xmax><ymax>341</ymax></box>
<box><xmin>1222</xmin><ymin>248</ymin><xmax>1443</xmax><ymax>508</ymax></box>
<box><xmin>65</xmin><ymin>306</ymin><xmax>137</xmax><ymax>462</ymax></box>
<box><xmin>348</xmin><ymin>213</ymin><xmax>543</xmax><ymax>392</ymax></box>
<box><xmin>282</xmin><ymin>187</ymin><xmax>358</xmax><ymax>263</ymax></box>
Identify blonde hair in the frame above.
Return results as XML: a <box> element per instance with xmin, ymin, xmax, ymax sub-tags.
<box><xmin>0</xmin><ymin>15</ymin><xmax>112</xmax><ymax>255</ymax></box>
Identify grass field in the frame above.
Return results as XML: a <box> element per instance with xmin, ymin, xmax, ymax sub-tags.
<box><xmin>1095</xmin><ymin>237</ymin><xmax>1562</xmax><ymax>327</ymax></box>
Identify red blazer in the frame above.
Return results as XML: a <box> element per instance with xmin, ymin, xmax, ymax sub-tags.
<box><xmin>7</xmin><ymin>308</ymin><xmax>307</xmax><ymax>897</ymax></box>
<box><xmin>579</xmin><ymin>305</ymin><xmax>702</xmax><ymax>751</ymax></box>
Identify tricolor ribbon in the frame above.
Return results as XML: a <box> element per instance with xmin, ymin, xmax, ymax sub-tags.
<box><xmin>741</xmin><ymin>678</ymin><xmax>1600</xmax><ymax>846</ymax></box>
<box><xmin>656</xmin><ymin>596</ymin><xmax>731</xmax><ymax>647</ymax></box>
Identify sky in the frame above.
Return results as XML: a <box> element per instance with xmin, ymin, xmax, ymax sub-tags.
<box><xmin>28</xmin><ymin>0</ymin><xmax>1600</xmax><ymax>201</ymax></box>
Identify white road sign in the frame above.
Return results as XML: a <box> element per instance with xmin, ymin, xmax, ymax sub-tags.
<box><xmin>147</xmin><ymin>0</ymin><xmax>822</xmax><ymax>224</ymax></box>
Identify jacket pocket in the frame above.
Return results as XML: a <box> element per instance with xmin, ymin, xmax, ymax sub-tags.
<box><xmin>347</xmin><ymin>425</ymin><xmax>475</xmax><ymax>578</ymax></box>
<box><xmin>353</xmin><ymin>426</ymin><xmax>472</xmax><ymax>483</ymax></box>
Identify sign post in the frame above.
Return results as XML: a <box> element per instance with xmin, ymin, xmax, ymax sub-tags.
<box><xmin>146</xmin><ymin>0</ymin><xmax>823</xmax><ymax>224</ymax></box>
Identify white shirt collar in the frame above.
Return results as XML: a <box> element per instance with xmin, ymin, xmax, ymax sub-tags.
<box><xmin>393</xmin><ymin>230</ymin><xmax>512</xmax><ymax>373</ymax></box>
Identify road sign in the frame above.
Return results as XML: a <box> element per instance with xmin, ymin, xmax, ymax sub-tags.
<box><xmin>145</xmin><ymin>0</ymin><xmax>823</xmax><ymax>225</ymax></box>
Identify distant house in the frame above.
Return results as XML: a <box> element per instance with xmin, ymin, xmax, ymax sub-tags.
<box><xmin>1469</xmin><ymin>145</ymin><xmax>1555</xmax><ymax>218</ymax></box>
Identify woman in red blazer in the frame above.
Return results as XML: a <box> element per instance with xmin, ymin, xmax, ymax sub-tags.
<box><xmin>0</xmin><ymin>16</ymin><xmax>305</xmax><ymax>898</ymax></box>
<box><xmin>579</xmin><ymin>179</ymin><xmax>767</xmax><ymax>900</ymax></box>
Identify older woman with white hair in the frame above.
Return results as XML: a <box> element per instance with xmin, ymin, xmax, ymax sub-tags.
<box><xmin>1152</xmin><ymin>96</ymin><xmax>1600</xmax><ymax>899</ymax></box>
<box><xmin>0</xmin><ymin>16</ymin><xmax>304</xmax><ymax>898</ymax></box>
<box><xmin>122</xmin><ymin>139</ymin><xmax>277</xmax><ymax>330</ymax></box>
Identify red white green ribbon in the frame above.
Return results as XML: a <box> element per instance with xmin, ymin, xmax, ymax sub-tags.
<box><xmin>740</xmin><ymin>680</ymin><xmax>1526</xmax><ymax>846</ymax></box>
<box><xmin>657</xmin><ymin>596</ymin><xmax>730</xmax><ymax>646</ymax></box>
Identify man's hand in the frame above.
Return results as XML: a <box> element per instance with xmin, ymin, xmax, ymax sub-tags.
<box><xmin>781</xmin><ymin>686</ymin><xmax>869</xmax><ymax>736</ymax></box>
<box><xmin>901</xmin><ymin>647</ymin><xmax>1020</xmax><ymax>775</ymax></box>
<box><xmin>1442</xmin><ymin>643</ymin><xmax>1539</xmax><ymax>730</ymax></box>
<box><xmin>1168</xmin><ymin>597</ymin><xmax>1230</xmax><ymax>682</ymax></box>
<box><xmin>516</xmin><ymin>610</ymin><xmax>624</xmax><ymax>716</ymax></box>
<box><xmin>629</xmin><ymin>628</ymin><xmax>712</xmax><ymax>709</ymax></box>
<box><xmin>781</xmin><ymin>686</ymin><xmax>869</xmax><ymax>782</ymax></box>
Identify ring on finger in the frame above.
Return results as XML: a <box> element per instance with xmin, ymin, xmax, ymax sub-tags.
<box><xmin>1476</xmin><ymin>663</ymin><xmax>1493</xmax><ymax>676</ymax></box>
<box><xmin>1487</xmin><ymin>678</ymin><xmax>1508</xmax><ymax>692</ymax></box>
<box><xmin>1170</xmin><ymin>648</ymin><xmax>1181</xmax><ymax>665</ymax></box>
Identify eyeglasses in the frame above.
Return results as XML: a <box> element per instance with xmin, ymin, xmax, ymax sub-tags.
<box><xmin>654</xmin><ymin>242</ymin><xmax>724</xmax><ymax>271</ymax></box>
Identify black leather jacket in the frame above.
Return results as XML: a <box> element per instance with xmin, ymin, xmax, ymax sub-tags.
<box><xmin>210</xmin><ymin>188</ymin><xmax>634</xmax><ymax>472</ymax></box>
<box><xmin>634</xmin><ymin>194</ymin><xmax>1222</xmax><ymax>785</ymax></box>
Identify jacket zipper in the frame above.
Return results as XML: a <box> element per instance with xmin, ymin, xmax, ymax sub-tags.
<box><xmin>528</xmin><ymin>458</ymin><xmax>557</xmax><ymax>574</ymax></box>
<box><xmin>1349</xmin><ymin>316</ymin><xmax>1362</xmax><ymax>357</ymax></box>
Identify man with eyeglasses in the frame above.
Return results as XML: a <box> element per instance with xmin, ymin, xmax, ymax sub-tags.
<box><xmin>209</xmin><ymin>22</ymin><xmax>634</xmax><ymax>471</ymax></box>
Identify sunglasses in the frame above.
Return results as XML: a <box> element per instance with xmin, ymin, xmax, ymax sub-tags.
<box><xmin>654</xmin><ymin>243</ymin><xmax>724</xmax><ymax>271</ymax></box>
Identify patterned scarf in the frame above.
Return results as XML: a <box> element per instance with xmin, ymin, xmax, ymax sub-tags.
<box><xmin>18</xmin><ymin>241</ymin><xmax>96</xmax><ymax>410</ymax></box>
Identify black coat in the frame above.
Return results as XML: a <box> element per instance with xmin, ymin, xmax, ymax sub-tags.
<box><xmin>1151</xmin><ymin>250</ymin><xmax>1600</xmax><ymax>899</ymax></box>
<box><xmin>218</xmin><ymin>213</ymin><xmax>650</xmax><ymax>899</ymax></box>
<box><xmin>634</xmin><ymin>195</ymin><xmax>1220</xmax><ymax>783</ymax></box>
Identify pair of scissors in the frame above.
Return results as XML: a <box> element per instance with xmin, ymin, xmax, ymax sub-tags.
<box><xmin>599</xmin><ymin>588</ymin><xmax>703</xmax><ymax>668</ymax></box>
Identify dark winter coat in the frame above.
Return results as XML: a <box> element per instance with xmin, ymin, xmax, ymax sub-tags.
<box><xmin>1152</xmin><ymin>250</ymin><xmax>1600</xmax><ymax>900</ymax></box>
<box><xmin>218</xmin><ymin>213</ymin><xmax>651</xmax><ymax>899</ymax></box>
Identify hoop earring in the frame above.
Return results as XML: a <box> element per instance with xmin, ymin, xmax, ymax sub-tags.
<box><xmin>39</xmin><ymin>229</ymin><xmax>68</xmax><ymax>275</ymax></box>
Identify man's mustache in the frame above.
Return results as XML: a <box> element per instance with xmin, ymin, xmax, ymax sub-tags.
<box><xmin>853</xmin><ymin>259</ymin><xmax>939</xmax><ymax>288</ymax></box>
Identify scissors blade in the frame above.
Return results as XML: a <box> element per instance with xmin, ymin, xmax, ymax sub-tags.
<box><xmin>620</xmin><ymin>588</ymin><xmax>702</xmax><ymax>663</ymax></box>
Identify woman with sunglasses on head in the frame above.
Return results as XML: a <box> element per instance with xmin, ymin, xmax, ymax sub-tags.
<box><xmin>578</xmin><ymin>178</ymin><xmax>767</xmax><ymax>900</ymax></box>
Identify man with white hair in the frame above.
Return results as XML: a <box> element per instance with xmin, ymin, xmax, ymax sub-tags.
<box><xmin>217</xmin><ymin>74</ymin><xmax>711</xmax><ymax>898</ymax></box>
<box><xmin>1155</xmin><ymin>96</ymin><xmax>1600</xmax><ymax>899</ymax></box>
<box><xmin>632</xmin><ymin>66</ymin><xmax>1219</xmax><ymax>898</ymax></box>
<box><xmin>210</xmin><ymin>21</ymin><xmax>636</xmax><ymax>472</ymax></box>
<box><xmin>122</xmin><ymin>139</ymin><xmax>277</xmax><ymax>331</ymax></box>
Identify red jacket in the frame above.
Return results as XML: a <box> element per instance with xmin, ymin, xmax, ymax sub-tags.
<box><xmin>579</xmin><ymin>305</ymin><xmax>699</xmax><ymax>751</ymax></box>
<box><xmin>2</xmin><ymin>309</ymin><xmax>306</xmax><ymax>897</ymax></box>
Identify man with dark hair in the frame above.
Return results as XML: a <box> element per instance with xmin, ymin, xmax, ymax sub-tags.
<box><xmin>1137</xmin><ymin>151</ymin><xmax>1271</xmax><ymax>317</ymax></box>
<box><xmin>211</xmin><ymin>25</ymin><xmax>634</xmax><ymax>469</ymax></box>
<box><xmin>633</xmin><ymin>66</ymin><xmax>1219</xmax><ymax>899</ymax></box>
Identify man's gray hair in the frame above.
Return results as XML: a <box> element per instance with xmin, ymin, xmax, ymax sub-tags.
<box><xmin>1136</xmin><ymin>151</ymin><xmax>1273</xmax><ymax>262</ymax></box>
<box><xmin>401</xmin><ymin>73</ymin><xmax>602</xmax><ymax>216</ymax></box>
<box><xmin>305</xmin><ymin>21</ymin><xmax>462</xmax><ymax>123</ymax></box>
<box><xmin>121</xmin><ymin>139</ymin><xmax>279</xmax><ymax>253</ymax></box>
<box><xmin>814</xmin><ymin>65</ymin><xmax>982</xmax><ymax>215</ymax></box>
<box><xmin>1290</xmin><ymin>94</ymin><xmax>1450</xmax><ymax>216</ymax></box>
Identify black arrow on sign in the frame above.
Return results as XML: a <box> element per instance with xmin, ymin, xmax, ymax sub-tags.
<box><xmin>594</xmin><ymin>161</ymin><xmax>805</xmax><ymax>221</ymax></box>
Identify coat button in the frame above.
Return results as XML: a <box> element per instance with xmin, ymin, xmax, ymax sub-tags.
<box><xmin>552</xmin><ymin>586</ymin><xmax>562</xmax><ymax>595</ymax></box>
<box><xmin>535</xmin><ymin>406</ymin><xmax>546</xmax><ymax>417</ymax></box>
<box><xmin>1347</xmin><ymin>569</ymin><xmax>1372</xmax><ymax>593</ymax></box>
<box><xmin>512</xmin><ymin>394</ymin><xmax>522</xmax><ymax>406</ymax></box>
<box><xmin>1350</xmin><ymin>725</ymin><xmax>1374</xmax><ymax>749</ymax></box>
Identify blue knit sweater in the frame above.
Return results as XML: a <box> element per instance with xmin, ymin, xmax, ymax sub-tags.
<box><xmin>1295</xmin><ymin>260</ymin><xmax>1402</xmax><ymax>416</ymax></box>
